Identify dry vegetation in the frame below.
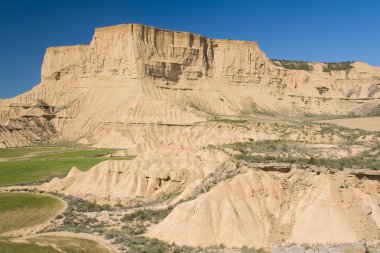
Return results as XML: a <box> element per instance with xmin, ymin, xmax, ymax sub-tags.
<box><xmin>0</xmin><ymin>192</ymin><xmax>64</xmax><ymax>234</ymax></box>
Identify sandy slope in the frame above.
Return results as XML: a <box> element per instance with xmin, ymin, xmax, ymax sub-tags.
<box><xmin>147</xmin><ymin>167</ymin><xmax>380</xmax><ymax>248</ymax></box>
<box><xmin>319</xmin><ymin>117</ymin><xmax>380</xmax><ymax>131</ymax></box>
<box><xmin>40</xmin><ymin>147</ymin><xmax>229</xmax><ymax>205</ymax></box>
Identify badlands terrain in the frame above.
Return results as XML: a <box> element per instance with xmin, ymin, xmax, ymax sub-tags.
<box><xmin>0</xmin><ymin>23</ymin><xmax>380</xmax><ymax>252</ymax></box>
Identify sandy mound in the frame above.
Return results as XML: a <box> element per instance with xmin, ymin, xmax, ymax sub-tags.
<box><xmin>147</xmin><ymin>167</ymin><xmax>380</xmax><ymax>248</ymax></box>
<box><xmin>40</xmin><ymin>147</ymin><xmax>228</xmax><ymax>205</ymax></box>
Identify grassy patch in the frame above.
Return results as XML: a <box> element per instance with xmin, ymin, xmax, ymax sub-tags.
<box><xmin>29</xmin><ymin>235</ymin><xmax>110</xmax><ymax>253</ymax></box>
<box><xmin>211</xmin><ymin>118</ymin><xmax>248</xmax><ymax>124</ymax></box>
<box><xmin>323</xmin><ymin>61</ymin><xmax>353</xmax><ymax>72</ymax></box>
<box><xmin>0</xmin><ymin>192</ymin><xmax>64</xmax><ymax>234</ymax></box>
<box><xmin>318</xmin><ymin>123</ymin><xmax>375</xmax><ymax>142</ymax></box>
<box><xmin>0</xmin><ymin>239</ymin><xmax>60</xmax><ymax>253</ymax></box>
<box><xmin>0</xmin><ymin>147</ymin><xmax>134</xmax><ymax>186</ymax></box>
<box><xmin>0</xmin><ymin>147</ymin><xmax>59</xmax><ymax>159</ymax></box>
<box><xmin>226</xmin><ymin>140</ymin><xmax>380</xmax><ymax>170</ymax></box>
<box><xmin>271</xmin><ymin>59</ymin><xmax>314</xmax><ymax>71</ymax></box>
<box><xmin>63</xmin><ymin>195</ymin><xmax>112</xmax><ymax>213</ymax></box>
<box><xmin>0</xmin><ymin>235</ymin><xmax>111</xmax><ymax>253</ymax></box>
<box><xmin>121</xmin><ymin>208</ymin><xmax>173</xmax><ymax>236</ymax></box>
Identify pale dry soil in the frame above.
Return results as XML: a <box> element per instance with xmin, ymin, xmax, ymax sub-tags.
<box><xmin>318</xmin><ymin>116</ymin><xmax>380</xmax><ymax>131</ymax></box>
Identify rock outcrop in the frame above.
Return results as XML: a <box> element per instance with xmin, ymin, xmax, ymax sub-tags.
<box><xmin>1</xmin><ymin>23</ymin><xmax>380</xmax><ymax>148</ymax></box>
<box><xmin>147</xmin><ymin>167</ymin><xmax>380</xmax><ymax>248</ymax></box>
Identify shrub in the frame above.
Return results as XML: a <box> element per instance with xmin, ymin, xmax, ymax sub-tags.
<box><xmin>212</xmin><ymin>118</ymin><xmax>248</xmax><ymax>124</ymax></box>
<box><xmin>323</xmin><ymin>61</ymin><xmax>353</xmax><ymax>72</ymax></box>
<box><xmin>271</xmin><ymin>59</ymin><xmax>314</xmax><ymax>71</ymax></box>
<box><xmin>229</xmin><ymin>140</ymin><xmax>380</xmax><ymax>170</ymax></box>
<box><xmin>63</xmin><ymin>195</ymin><xmax>112</xmax><ymax>212</ymax></box>
<box><xmin>122</xmin><ymin>208</ymin><xmax>172</xmax><ymax>224</ymax></box>
<box><xmin>122</xmin><ymin>224</ymin><xmax>147</xmax><ymax>235</ymax></box>
<box><xmin>241</xmin><ymin>246</ymin><xmax>268</xmax><ymax>253</ymax></box>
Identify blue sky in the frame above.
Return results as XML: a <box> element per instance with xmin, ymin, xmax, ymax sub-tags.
<box><xmin>1</xmin><ymin>0</ymin><xmax>379</xmax><ymax>98</ymax></box>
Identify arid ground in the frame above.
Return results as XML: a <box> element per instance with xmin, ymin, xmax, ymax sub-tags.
<box><xmin>0</xmin><ymin>24</ymin><xmax>380</xmax><ymax>253</ymax></box>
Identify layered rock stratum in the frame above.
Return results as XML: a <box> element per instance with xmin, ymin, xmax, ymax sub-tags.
<box><xmin>1</xmin><ymin>23</ymin><xmax>380</xmax><ymax>148</ymax></box>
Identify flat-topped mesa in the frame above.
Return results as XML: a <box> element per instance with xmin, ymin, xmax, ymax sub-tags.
<box><xmin>91</xmin><ymin>23</ymin><xmax>262</xmax><ymax>55</ymax></box>
<box><xmin>88</xmin><ymin>23</ymin><xmax>215</xmax><ymax>80</ymax></box>
<box><xmin>39</xmin><ymin>23</ymin><xmax>380</xmax><ymax>89</ymax></box>
<box><xmin>2</xmin><ymin>23</ymin><xmax>380</xmax><ymax>148</ymax></box>
<box><xmin>93</xmin><ymin>23</ymin><xmax>209</xmax><ymax>48</ymax></box>
<box><xmin>41</xmin><ymin>23</ymin><xmax>268</xmax><ymax>82</ymax></box>
<box><xmin>92</xmin><ymin>24</ymin><xmax>267</xmax><ymax>79</ymax></box>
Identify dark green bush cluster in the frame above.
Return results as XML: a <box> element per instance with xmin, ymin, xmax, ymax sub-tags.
<box><xmin>271</xmin><ymin>59</ymin><xmax>314</xmax><ymax>71</ymax></box>
<box><xmin>212</xmin><ymin>118</ymin><xmax>248</xmax><ymax>124</ymax></box>
<box><xmin>225</xmin><ymin>139</ymin><xmax>380</xmax><ymax>170</ymax></box>
<box><xmin>124</xmin><ymin>237</ymin><xmax>170</xmax><ymax>253</ymax></box>
<box><xmin>241</xmin><ymin>246</ymin><xmax>268</xmax><ymax>253</ymax></box>
<box><xmin>319</xmin><ymin>124</ymin><xmax>369</xmax><ymax>142</ymax></box>
<box><xmin>122</xmin><ymin>208</ymin><xmax>172</xmax><ymax>224</ymax></box>
<box><xmin>103</xmin><ymin>232</ymin><xmax>196</xmax><ymax>253</ymax></box>
<box><xmin>125</xmin><ymin>237</ymin><xmax>198</xmax><ymax>253</ymax></box>
<box><xmin>225</xmin><ymin>140</ymin><xmax>300</xmax><ymax>155</ymax></box>
<box><xmin>63</xmin><ymin>195</ymin><xmax>112</xmax><ymax>212</ymax></box>
<box><xmin>122</xmin><ymin>224</ymin><xmax>147</xmax><ymax>235</ymax></box>
<box><xmin>323</xmin><ymin>61</ymin><xmax>353</xmax><ymax>72</ymax></box>
<box><xmin>233</xmin><ymin>142</ymin><xmax>380</xmax><ymax>170</ymax></box>
<box><xmin>47</xmin><ymin>219</ymin><xmax>94</xmax><ymax>234</ymax></box>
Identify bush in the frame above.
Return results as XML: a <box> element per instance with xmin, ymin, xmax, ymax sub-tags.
<box><xmin>122</xmin><ymin>224</ymin><xmax>147</xmax><ymax>235</ymax></box>
<box><xmin>323</xmin><ymin>61</ymin><xmax>353</xmax><ymax>72</ymax></box>
<box><xmin>122</xmin><ymin>208</ymin><xmax>172</xmax><ymax>224</ymax></box>
<box><xmin>63</xmin><ymin>195</ymin><xmax>112</xmax><ymax>212</ymax></box>
<box><xmin>271</xmin><ymin>59</ymin><xmax>314</xmax><ymax>71</ymax></box>
<box><xmin>212</xmin><ymin>118</ymin><xmax>248</xmax><ymax>124</ymax></box>
<box><xmin>229</xmin><ymin>140</ymin><xmax>380</xmax><ymax>170</ymax></box>
<box><xmin>241</xmin><ymin>246</ymin><xmax>268</xmax><ymax>253</ymax></box>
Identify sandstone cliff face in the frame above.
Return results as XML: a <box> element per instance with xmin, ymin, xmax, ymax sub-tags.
<box><xmin>1</xmin><ymin>23</ymin><xmax>380</xmax><ymax>148</ymax></box>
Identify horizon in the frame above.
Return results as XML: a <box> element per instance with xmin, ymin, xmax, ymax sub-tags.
<box><xmin>1</xmin><ymin>0</ymin><xmax>380</xmax><ymax>98</ymax></box>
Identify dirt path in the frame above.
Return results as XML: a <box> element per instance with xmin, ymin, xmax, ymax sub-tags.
<box><xmin>13</xmin><ymin>232</ymin><xmax>119</xmax><ymax>253</ymax></box>
<box><xmin>0</xmin><ymin>148</ymin><xmax>66</xmax><ymax>162</ymax></box>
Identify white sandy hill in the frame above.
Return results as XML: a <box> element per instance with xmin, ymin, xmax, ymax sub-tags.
<box><xmin>40</xmin><ymin>147</ymin><xmax>228</xmax><ymax>205</ymax></box>
<box><xmin>147</xmin><ymin>167</ymin><xmax>380</xmax><ymax>248</ymax></box>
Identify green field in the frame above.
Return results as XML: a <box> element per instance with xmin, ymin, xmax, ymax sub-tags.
<box><xmin>0</xmin><ymin>235</ymin><xmax>111</xmax><ymax>253</ymax></box>
<box><xmin>0</xmin><ymin>147</ymin><xmax>134</xmax><ymax>186</ymax></box>
<box><xmin>0</xmin><ymin>239</ymin><xmax>60</xmax><ymax>253</ymax></box>
<box><xmin>0</xmin><ymin>192</ymin><xmax>64</xmax><ymax>234</ymax></box>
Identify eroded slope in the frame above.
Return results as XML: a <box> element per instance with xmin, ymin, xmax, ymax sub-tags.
<box><xmin>1</xmin><ymin>24</ymin><xmax>380</xmax><ymax>148</ymax></box>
